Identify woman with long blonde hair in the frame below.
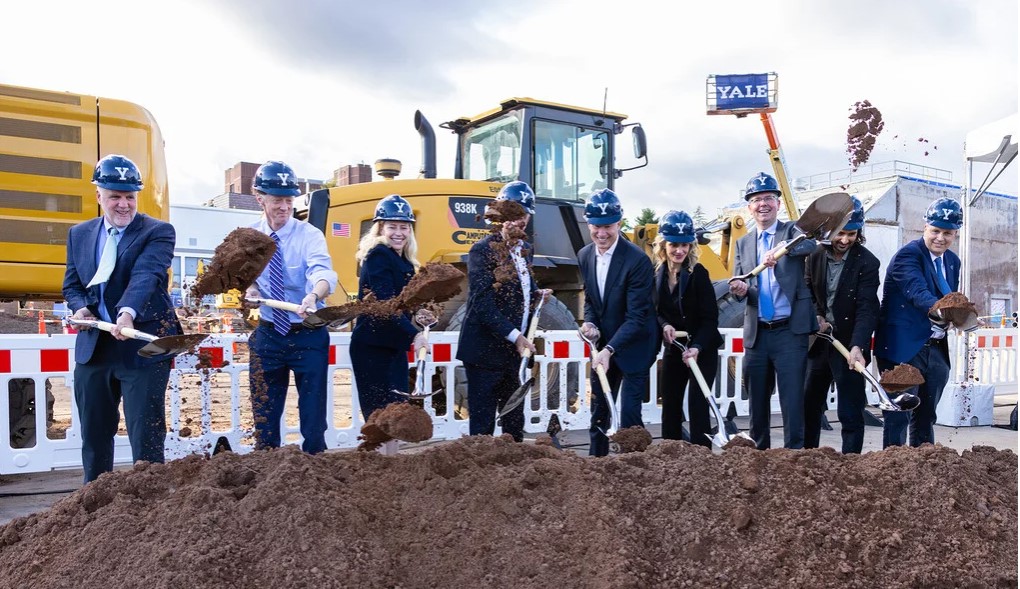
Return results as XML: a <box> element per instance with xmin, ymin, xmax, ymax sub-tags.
<box><xmin>350</xmin><ymin>194</ymin><xmax>426</xmax><ymax>426</ymax></box>
<box><xmin>653</xmin><ymin>210</ymin><xmax>722</xmax><ymax>447</ymax></box>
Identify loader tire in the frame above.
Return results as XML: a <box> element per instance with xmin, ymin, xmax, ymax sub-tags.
<box><xmin>443</xmin><ymin>296</ymin><xmax>581</xmax><ymax>417</ymax></box>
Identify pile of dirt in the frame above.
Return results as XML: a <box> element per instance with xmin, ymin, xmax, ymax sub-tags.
<box><xmin>357</xmin><ymin>402</ymin><xmax>434</xmax><ymax>451</ymax></box>
<box><xmin>190</xmin><ymin>228</ymin><xmax>276</xmax><ymax>298</ymax></box>
<box><xmin>879</xmin><ymin>363</ymin><xmax>926</xmax><ymax>392</ymax></box>
<box><xmin>847</xmin><ymin>99</ymin><xmax>885</xmax><ymax>172</ymax></box>
<box><xmin>0</xmin><ymin>438</ymin><xmax>1014</xmax><ymax>587</ymax></box>
<box><xmin>931</xmin><ymin>292</ymin><xmax>979</xmax><ymax>330</ymax></box>
<box><xmin>611</xmin><ymin>425</ymin><xmax>653</xmax><ymax>453</ymax></box>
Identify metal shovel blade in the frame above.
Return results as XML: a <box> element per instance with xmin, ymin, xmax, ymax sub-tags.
<box><xmin>138</xmin><ymin>334</ymin><xmax>210</xmax><ymax>358</ymax></box>
<box><xmin>814</xmin><ymin>329</ymin><xmax>919</xmax><ymax>412</ymax></box>
<box><xmin>311</xmin><ymin>303</ymin><xmax>361</xmax><ymax>327</ymax></box>
<box><xmin>496</xmin><ymin>376</ymin><xmax>534</xmax><ymax>422</ymax></box>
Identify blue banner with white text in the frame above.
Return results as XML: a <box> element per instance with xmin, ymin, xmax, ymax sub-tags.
<box><xmin>715</xmin><ymin>74</ymin><xmax>770</xmax><ymax>110</ymax></box>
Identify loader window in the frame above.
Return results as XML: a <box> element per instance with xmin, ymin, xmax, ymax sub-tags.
<box><xmin>462</xmin><ymin>112</ymin><xmax>522</xmax><ymax>183</ymax></box>
<box><xmin>533</xmin><ymin>120</ymin><xmax>609</xmax><ymax>202</ymax></box>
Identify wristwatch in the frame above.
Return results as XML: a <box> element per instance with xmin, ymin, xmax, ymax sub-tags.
<box><xmin>604</xmin><ymin>345</ymin><xmax>615</xmax><ymax>355</ymax></box>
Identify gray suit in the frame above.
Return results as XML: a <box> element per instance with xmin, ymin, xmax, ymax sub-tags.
<box><xmin>733</xmin><ymin>220</ymin><xmax>817</xmax><ymax>449</ymax></box>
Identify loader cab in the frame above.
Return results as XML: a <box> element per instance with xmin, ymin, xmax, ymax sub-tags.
<box><xmin>443</xmin><ymin>97</ymin><xmax>647</xmax><ymax>204</ymax></box>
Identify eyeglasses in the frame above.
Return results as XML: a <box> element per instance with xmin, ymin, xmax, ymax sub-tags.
<box><xmin>748</xmin><ymin>195</ymin><xmax>779</xmax><ymax>205</ymax></box>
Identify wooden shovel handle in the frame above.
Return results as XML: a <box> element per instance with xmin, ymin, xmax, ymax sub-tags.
<box><xmin>740</xmin><ymin>233</ymin><xmax>807</xmax><ymax>280</ymax></box>
<box><xmin>828</xmin><ymin>337</ymin><xmax>867</xmax><ymax>373</ymax></box>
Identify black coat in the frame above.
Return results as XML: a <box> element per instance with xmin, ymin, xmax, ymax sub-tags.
<box><xmin>805</xmin><ymin>243</ymin><xmax>881</xmax><ymax>360</ymax></box>
<box><xmin>654</xmin><ymin>262</ymin><xmax>723</xmax><ymax>353</ymax></box>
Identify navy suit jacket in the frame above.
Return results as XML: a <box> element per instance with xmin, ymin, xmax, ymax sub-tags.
<box><xmin>578</xmin><ymin>238</ymin><xmax>658</xmax><ymax>373</ymax></box>
<box><xmin>351</xmin><ymin>244</ymin><xmax>419</xmax><ymax>351</ymax></box>
<box><xmin>62</xmin><ymin>214</ymin><xmax>180</xmax><ymax>366</ymax></box>
<box><xmin>457</xmin><ymin>234</ymin><xmax>538</xmax><ymax>369</ymax></box>
<box><xmin>874</xmin><ymin>238</ymin><xmax>960</xmax><ymax>364</ymax></box>
<box><xmin>733</xmin><ymin>220</ymin><xmax>818</xmax><ymax>348</ymax></box>
<box><xmin>805</xmin><ymin>243</ymin><xmax>881</xmax><ymax>361</ymax></box>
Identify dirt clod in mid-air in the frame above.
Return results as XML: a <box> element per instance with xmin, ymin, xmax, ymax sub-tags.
<box><xmin>880</xmin><ymin>363</ymin><xmax>926</xmax><ymax>392</ymax></box>
<box><xmin>847</xmin><ymin>99</ymin><xmax>885</xmax><ymax>171</ymax></box>
<box><xmin>0</xmin><ymin>438</ymin><xmax>1014</xmax><ymax>588</ymax></box>
<box><xmin>931</xmin><ymin>291</ymin><xmax>979</xmax><ymax>329</ymax></box>
<box><xmin>190</xmin><ymin>228</ymin><xmax>276</xmax><ymax>298</ymax></box>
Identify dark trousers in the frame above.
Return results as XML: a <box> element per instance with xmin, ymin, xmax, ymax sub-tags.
<box><xmin>879</xmin><ymin>342</ymin><xmax>950</xmax><ymax>448</ymax></box>
<box><xmin>804</xmin><ymin>345</ymin><xmax>867</xmax><ymax>454</ymax></box>
<box><xmin>351</xmin><ymin>343</ymin><xmax>410</xmax><ymax>421</ymax></box>
<box><xmin>660</xmin><ymin>348</ymin><xmax>717</xmax><ymax>448</ymax></box>
<box><xmin>464</xmin><ymin>362</ymin><xmax>524</xmax><ymax>442</ymax></box>
<box><xmin>744</xmin><ymin>325</ymin><xmax>808</xmax><ymax>449</ymax></box>
<box><xmin>249</xmin><ymin>324</ymin><xmax>329</xmax><ymax>454</ymax></box>
<box><xmin>75</xmin><ymin>333</ymin><xmax>169</xmax><ymax>483</ymax></box>
<box><xmin>590</xmin><ymin>362</ymin><xmax>647</xmax><ymax>457</ymax></box>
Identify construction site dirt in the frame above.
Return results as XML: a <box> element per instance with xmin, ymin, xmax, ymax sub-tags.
<box><xmin>0</xmin><ymin>436</ymin><xmax>1015</xmax><ymax>588</ymax></box>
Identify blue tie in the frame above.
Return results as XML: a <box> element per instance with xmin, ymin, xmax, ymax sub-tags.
<box><xmin>269</xmin><ymin>232</ymin><xmax>289</xmax><ymax>336</ymax></box>
<box><xmin>934</xmin><ymin>257</ymin><xmax>952</xmax><ymax>296</ymax></box>
<box><xmin>758</xmin><ymin>232</ymin><xmax>775</xmax><ymax>321</ymax></box>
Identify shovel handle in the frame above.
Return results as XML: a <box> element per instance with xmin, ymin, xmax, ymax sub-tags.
<box><xmin>728</xmin><ymin>233</ymin><xmax>807</xmax><ymax>282</ymax></box>
<box><xmin>594</xmin><ymin>363</ymin><xmax>612</xmax><ymax>397</ymax></box>
<box><xmin>248</xmin><ymin>297</ymin><xmax>303</xmax><ymax>313</ymax></box>
<box><xmin>828</xmin><ymin>337</ymin><xmax>867</xmax><ymax>373</ymax></box>
<box><xmin>69</xmin><ymin>319</ymin><xmax>157</xmax><ymax>342</ymax></box>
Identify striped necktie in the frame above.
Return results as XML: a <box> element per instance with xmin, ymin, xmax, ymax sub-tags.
<box><xmin>269</xmin><ymin>232</ymin><xmax>289</xmax><ymax>336</ymax></box>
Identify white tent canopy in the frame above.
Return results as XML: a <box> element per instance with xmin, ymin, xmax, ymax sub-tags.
<box><xmin>962</xmin><ymin>112</ymin><xmax>1018</xmax><ymax>298</ymax></box>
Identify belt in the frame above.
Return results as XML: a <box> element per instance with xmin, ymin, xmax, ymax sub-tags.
<box><xmin>258</xmin><ymin>319</ymin><xmax>308</xmax><ymax>334</ymax></box>
<box><xmin>757</xmin><ymin>318</ymin><xmax>790</xmax><ymax>330</ymax></box>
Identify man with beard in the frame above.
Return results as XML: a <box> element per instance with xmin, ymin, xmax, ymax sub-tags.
<box><xmin>803</xmin><ymin>197</ymin><xmax>880</xmax><ymax>453</ymax></box>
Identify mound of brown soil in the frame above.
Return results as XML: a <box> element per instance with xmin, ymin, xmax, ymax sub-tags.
<box><xmin>1</xmin><ymin>439</ymin><xmax>1015</xmax><ymax>588</ymax></box>
<box><xmin>357</xmin><ymin>402</ymin><xmax>434</xmax><ymax>451</ymax></box>
<box><xmin>190</xmin><ymin>228</ymin><xmax>276</xmax><ymax>298</ymax></box>
<box><xmin>880</xmin><ymin>363</ymin><xmax>926</xmax><ymax>392</ymax></box>
<box><xmin>611</xmin><ymin>425</ymin><xmax>653</xmax><ymax>453</ymax></box>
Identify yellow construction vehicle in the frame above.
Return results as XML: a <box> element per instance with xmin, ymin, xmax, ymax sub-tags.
<box><xmin>0</xmin><ymin>83</ymin><xmax>170</xmax><ymax>301</ymax></box>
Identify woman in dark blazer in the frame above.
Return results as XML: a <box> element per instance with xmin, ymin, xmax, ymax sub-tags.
<box><xmin>350</xmin><ymin>194</ymin><xmax>426</xmax><ymax>422</ymax></box>
<box><xmin>653</xmin><ymin>210</ymin><xmax>723</xmax><ymax>447</ymax></box>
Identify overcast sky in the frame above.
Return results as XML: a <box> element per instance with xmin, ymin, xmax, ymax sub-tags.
<box><xmin>3</xmin><ymin>0</ymin><xmax>1016</xmax><ymax>220</ymax></box>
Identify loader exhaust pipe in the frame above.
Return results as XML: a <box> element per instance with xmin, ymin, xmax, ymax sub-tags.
<box><xmin>414</xmin><ymin>110</ymin><xmax>437</xmax><ymax>179</ymax></box>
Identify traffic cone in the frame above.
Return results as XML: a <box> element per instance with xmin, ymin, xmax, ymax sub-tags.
<box><xmin>37</xmin><ymin>311</ymin><xmax>45</xmax><ymax>334</ymax></box>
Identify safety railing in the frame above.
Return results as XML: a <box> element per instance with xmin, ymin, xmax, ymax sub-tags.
<box><xmin>2</xmin><ymin>327</ymin><xmax>1016</xmax><ymax>474</ymax></box>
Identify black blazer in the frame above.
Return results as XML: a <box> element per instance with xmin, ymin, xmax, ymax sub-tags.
<box><xmin>351</xmin><ymin>244</ymin><xmax>418</xmax><ymax>351</ymax></box>
<box><xmin>805</xmin><ymin>243</ymin><xmax>881</xmax><ymax>360</ymax></box>
<box><xmin>456</xmin><ymin>234</ymin><xmax>537</xmax><ymax>369</ymax></box>
<box><xmin>578</xmin><ymin>237</ymin><xmax>659</xmax><ymax>373</ymax></box>
<box><xmin>654</xmin><ymin>262</ymin><xmax>723</xmax><ymax>353</ymax></box>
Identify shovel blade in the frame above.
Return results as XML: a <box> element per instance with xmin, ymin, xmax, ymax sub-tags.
<box><xmin>497</xmin><ymin>377</ymin><xmax>535</xmax><ymax>421</ymax></box>
<box><xmin>311</xmin><ymin>303</ymin><xmax>360</xmax><ymax>327</ymax></box>
<box><xmin>138</xmin><ymin>334</ymin><xmax>209</xmax><ymax>358</ymax></box>
<box><xmin>796</xmin><ymin>192</ymin><xmax>854</xmax><ymax>240</ymax></box>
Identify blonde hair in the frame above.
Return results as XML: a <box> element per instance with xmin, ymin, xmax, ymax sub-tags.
<box><xmin>652</xmin><ymin>234</ymin><xmax>700</xmax><ymax>272</ymax></box>
<box><xmin>356</xmin><ymin>220</ymin><xmax>421</xmax><ymax>270</ymax></box>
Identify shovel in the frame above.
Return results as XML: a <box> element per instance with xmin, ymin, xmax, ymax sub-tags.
<box><xmin>245</xmin><ymin>296</ymin><xmax>348</xmax><ymax>329</ymax></box>
<box><xmin>814</xmin><ymin>328</ymin><xmax>920</xmax><ymax>412</ymax></box>
<box><xmin>496</xmin><ymin>296</ymin><xmax>546</xmax><ymax>422</ymax></box>
<box><xmin>397</xmin><ymin>310</ymin><xmax>443</xmax><ymax>399</ymax></box>
<box><xmin>578</xmin><ymin>328</ymin><xmax>620</xmax><ymax>438</ymax></box>
<box><xmin>670</xmin><ymin>336</ymin><xmax>754</xmax><ymax>448</ymax></box>
<box><xmin>68</xmin><ymin>319</ymin><xmax>208</xmax><ymax>358</ymax></box>
<box><xmin>729</xmin><ymin>192</ymin><xmax>854</xmax><ymax>283</ymax></box>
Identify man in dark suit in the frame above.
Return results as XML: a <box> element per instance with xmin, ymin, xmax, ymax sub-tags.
<box><xmin>457</xmin><ymin>182</ymin><xmax>550</xmax><ymax>442</ymax></box>
<box><xmin>874</xmin><ymin>197</ymin><xmax>963</xmax><ymax>448</ymax></box>
<box><xmin>728</xmin><ymin>172</ymin><xmax>818</xmax><ymax>450</ymax></box>
<box><xmin>803</xmin><ymin>197</ymin><xmax>880</xmax><ymax>453</ymax></box>
<box><xmin>577</xmin><ymin>189</ymin><xmax>658</xmax><ymax>456</ymax></box>
<box><xmin>63</xmin><ymin>154</ymin><xmax>181</xmax><ymax>483</ymax></box>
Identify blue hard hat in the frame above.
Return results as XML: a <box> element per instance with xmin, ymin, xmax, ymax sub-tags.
<box><xmin>924</xmin><ymin>197</ymin><xmax>963</xmax><ymax>230</ymax></box>
<box><xmin>496</xmin><ymin>181</ymin><xmax>536</xmax><ymax>215</ymax></box>
<box><xmin>374</xmin><ymin>194</ymin><xmax>416</xmax><ymax>223</ymax></box>
<box><xmin>843</xmin><ymin>196</ymin><xmax>865</xmax><ymax>231</ymax></box>
<box><xmin>92</xmin><ymin>154</ymin><xmax>143</xmax><ymax>192</ymax></box>
<box><xmin>744</xmin><ymin>172</ymin><xmax>781</xmax><ymax>201</ymax></box>
<box><xmin>584</xmin><ymin>189</ymin><xmax>623</xmax><ymax>225</ymax></box>
<box><xmin>658</xmin><ymin>210</ymin><xmax>696</xmax><ymax>244</ymax></box>
<box><xmin>253</xmin><ymin>161</ymin><xmax>301</xmax><ymax>196</ymax></box>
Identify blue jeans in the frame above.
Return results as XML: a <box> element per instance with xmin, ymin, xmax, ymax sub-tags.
<box><xmin>249</xmin><ymin>324</ymin><xmax>329</xmax><ymax>454</ymax></box>
<box><xmin>879</xmin><ymin>342</ymin><xmax>950</xmax><ymax>448</ymax></box>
